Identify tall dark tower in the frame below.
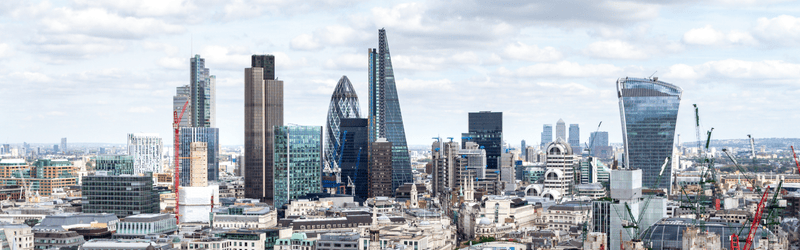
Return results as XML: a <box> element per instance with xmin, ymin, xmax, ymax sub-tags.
<box><xmin>244</xmin><ymin>54</ymin><xmax>283</xmax><ymax>204</ymax></box>
<box><xmin>190</xmin><ymin>55</ymin><xmax>215</xmax><ymax>127</ymax></box>
<box><xmin>462</xmin><ymin>111</ymin><xmax>502</xmax><ymax>170</ymax></box>
<box><xmin>368</xmin><ymin>29</ymin><xmax>413</xmax><ymax>193</ymax></box>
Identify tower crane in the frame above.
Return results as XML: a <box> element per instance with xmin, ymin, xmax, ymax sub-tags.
<box><xmin>173</xmin><ymin>100</ymin><xmax>189</xmax><ymax>225</ymax></box>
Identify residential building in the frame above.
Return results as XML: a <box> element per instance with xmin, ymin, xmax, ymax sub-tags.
<box><xmin>93</xmin><ymin>155</ymin><xmax>134</xmax><ymax>175</ymax></box>
<box><xmin>179</xmin><ymin>127</ymin><xmax>219</xmax><ymax>185</ymax></box>
<box><xmin>189</xmin><ymin>142</ymin><xmax>208</xmax><ymax>187</ymax></box>
<box><xmin>555</xmin><ymin>119</ymin><xmax>566</xmax><ymax>141</ymax></box>
<box><xmin>461</xmin><ymin>111</ymin><xmax>502</xmax><ymax>170</ymax></box>
<box><xmin>82</xmin><ymin>172</ymin><xmax>160</xmax><ymax>217</ymax></box>
<box><xmin>324</xmin><ymin>76</ymin><xmax>362</xmax><ymax>179</ymax></box>
<box><xmin>568</xmin><ymin>124</ymin><xmax>580</xmax><ymax>153</ymax></box>
<box><xmin>368</xmin><ymin>29</ymin><xmax>413</xmax><ymax>192</ymax></box>
<box><xmin>245</xmin><ymin>54</ymin><xmax>283</xmax><ymax>204</ymax></box>
<box><xmin>617</xmin><ymin>77</ymin><xmax>682</xmax><ymax>191</ymax></box>
<box><xmin>190</xmin><ymin>54</ymin><xmax>216</xmax><ymax>128</ymax></box>
<box><xmin>127</xmin><ymin>133</ymin><xmax>163</xmax><ymax>174</ymax></box>
<box><xmin>368</xmin><ymin>139</ymin><xmax>393</xmax><ymax>198</ymax></box>
<box><xmin>273</xmin><ymin>126</ymin><xmax>322</xmax><ymax>208</ymax></box>
<box><xmin>540</xmin><ymin>125</ymin><xmax>552</xmax><ymax>148</ymax></box>
<box><xmin>115</xmin><ymin>214</ymin><xmax>178</xmax><ymax>238</ymax></box>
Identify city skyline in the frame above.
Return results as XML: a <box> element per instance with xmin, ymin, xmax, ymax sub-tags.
<box><xmin>2</xmin><ymin>1</ymin><xmax>800</xmax><ymax>147</ymax></box>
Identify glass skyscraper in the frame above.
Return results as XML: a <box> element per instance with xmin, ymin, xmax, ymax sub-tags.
<box><xmin>368</xmin><ymin>29</ymin><xmax>413</xmax><ymax>192</ymax></box>
<box><xmin>273</xmin><ymin>126</ymin><xmax>322</xmax><ymax>208</ymax></box>
<box><xmin>338</xmin><ymin>118</ymin><xmax>369</xmax><ymax>199</ymax></box>
<box><xmin>461</xmin><ymin>111</ymin><xmax>502</xmax><ymax>170</ymax></box>
<box><xmin>190</xmin><ymin>54</ymin><xmax>216</xmax><ymax>128</ymax></box>
<box><xmin>541</xmin><ymin>124</ymin><xmax>553</xmax><ymax>147</ymax></box>
<box><xmin>324</xmin><ymin>76</ymin><xmax>362</xmax><ymax>176</ymax></box>
<box><xmin>179</xmin><ymin>127</ymin><xmax>219</xmax><ymax>185</ymax></box>
<box><xmin>569</xmin><ymin>124</ymin><xmax>580</xmax><ymax>153</ymax></box>
<box><xmin>617</xmin><ymin>77</ymin><xmax>682</xmax><ymax>191</ymax></box>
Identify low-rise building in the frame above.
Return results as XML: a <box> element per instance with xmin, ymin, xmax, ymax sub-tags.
<box><xmin>276</xmin><ymin>233</ymin><xmax>316</xmax><ymax>250</ymax></box>
<box><xmin>82</xmin><ymin>172</ymin><xmax>160</xmax><ymax>217</ymax></box>
<box><xmin>0</xmin><ymin>223</ymin><xmax>33</xmax><ymax>250</ymax></box>
<box><xmin>33</xmin><ymin>228</ymin><xmax>85</xmax><ymax>250</ymax></box>
<box><xmin>538</xmin><ymin>201</ymin><xmax>592</xmax><ymax>231</ymax></box>
<box><xmin>115</xmin><ymin>214</ymin><xmax>177</xmax><ymax>238</ymax></box>
<box><xmin>213</xmin><ymin>206</ymin><xmax>277</xmax><ymax>229</ymax></box>
<box><xmin>316</xmin><ymin>232</ymin><xmax>365</xmax><ymax>250</ymax></box>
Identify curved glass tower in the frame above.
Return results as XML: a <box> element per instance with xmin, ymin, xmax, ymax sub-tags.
<box><xmin>324</xmin><ymin>76</ymin><xmax>362</xmax><ymax>173</ymax></box>
<box><xmin>369</xmin><ymin>29</ymin><xmax>413</xmax><ymax>192</ymax></box>
<box><xmin>617</xmin><ymin>77</ymin><xmax>682</xmax><ymax>191</ymax></box>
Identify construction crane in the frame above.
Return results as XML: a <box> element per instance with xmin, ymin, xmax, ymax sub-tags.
<box><xmin>722</xmin><ymin>149</ymin><xmax>758</xmax><ymax>193</ymax></box>
<box><xmin>173</xmin><ymin>100</ymin><xmax>189</xmax><ymax>225</ymax></box>
<box><xmin>748</xmin><ymin>135</ymin><xmax>757</xmax><ymax>171</ymax></box>
<box><xmin>584</xmin><ymin>121</ymin><xmax>602</xmax><ymax>157</ymax></box>
<box><xmin>730</xmin><ymin>184</ymin><xmax>771</xmax><ymax>250</ymax></box>
<box><xmin>612</xmin><ymin>157</ymin><xmax>670</xmax><ymax>244</ymax></box>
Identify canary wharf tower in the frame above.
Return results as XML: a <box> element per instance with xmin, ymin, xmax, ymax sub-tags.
<box><xmin>368</xmin><ymin>29</ymin><xmax>413</xmax><ymax>192</ymax></box>
<box><xmin>617</xmin><ymin>77</ymin><xmax>682</xmax><ymax>192</ymax></box>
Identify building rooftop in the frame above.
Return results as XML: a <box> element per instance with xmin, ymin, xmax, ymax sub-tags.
<box><xmin>122</xmin><ymin>214</ymin><xmax>173</xmax><ymax>222</ymax></box>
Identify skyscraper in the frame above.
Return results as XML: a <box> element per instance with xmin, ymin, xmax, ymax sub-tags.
<box><xmin>555</xmin><ymin>119</ymin><xmax>566</xmax><ymax>141</ymax></box>
<box><xmin>273</xmin><ymin>125</ymin><xmax>322</xmax><ymax>208</ymax></box>
<box><xmin>461</xmin><ymin>111</ymin><xmax>502</xmax><ymax>170</ymax></box>
<box><xmin>173</xmin><ymin>85</ymin><xmax>192</xmax><ymax>127</ymax></box>
<box><xmin>521</xmin><ymin>140</ymin><xmax>526</xmax><ymax>157</ymax></box>
<box><xmin>337</xmin><ymin>118</ymin><xmax>369</xmax><ymax>199</ymax></box>
<box><xmin>190</xmin><ymin>55</ymin><xmax>216</xmax><ymax>128</ymax></box>
<box><xmin>541</xmin><ymin>124</ymin><xmax>553</xmax><ymax>147</ymax></box>
<box><xmin>60</xmin><ymin>138</ymin><xmax>67</xmax><ymax>154</ymax></box>
<box><xmin>324</xmin><ymin>76</ymin><xmax>362</xmax><ymax>177</ymax></box>
<box><xmin>368</xmin><ymin>29</ymin><xmax>412</xmax><ymax>192</ymax></box>
<box><xmin>127</xmin><ymin>133</ymin><xmax>163</xmax><ymax>174</ymax></box>
<box><xmin>244</xmin><ymin>54</ymin><xmax>283</xmax><ymax>203</ymax></box>
<box><xmin>617</xmin><ymin>77</ymin><xmax>682</xmax><ymax>191</ymax></box>
<box><xmin>179</xmin><ymin>127</ymin><xmax>219</xmax><ymax>185</ymax></box>
<box><xmin>589</xmin><ymin>131</ymin><xmax>611</xmax><ymax>158</ymax></box>
<box><xmin>569</xmin><ymin>124</ymin><xmax>580</xmax><ymax>153</ymax></box>
<box><xmin>368</xmin><ymin>138</ymin><xmax>393</xmax><ymax>198</ymax></box>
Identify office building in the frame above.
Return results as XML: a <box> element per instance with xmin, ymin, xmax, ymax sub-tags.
<box><xmin>368</xmin><ymin>29</ymin><xmax>413</xmax><ymax>192</ymax></box>
<box><xmin>337</xmin><ymin>118</ymin><xmax>369</xmax><ymax>199</ymax></box>
<box><xmin>368</xmin><ymin>138</ymin><xmax>393</xmax><ymax>197</ymax></box>
<box><xmin>617</xmin><ymin>77</ymin><xmax>682</xmax><ymax>191</ymax></box>
<box><xmin>555</xmin><ymin>119</ymin><xmax>566</xmax><ymax>141</ymax></box>
<box><xmin>190</xmin><ymin>142</ymin><xmax>208</xmax><ymax>187</ymax></box>
<box><xmin>60</xmin><ymin>138</ymin><xmax>67</xmax><ymax>154</ymax></box>
<box><xmin>33</xmin><ymin>229</ymin><xmax>84</xmax><ymax>250</ymax></box>
<box><xmin>115</xmin><ymin>214</ymin><xmax>178</xmax><ymax>237</ymax></box>
<box><xmin>179</xmin><ymin>127</ymin><xmax>219</xmax><ymax>185</ymax></box>
<box><xmin>542</xmin><ymin>139</ymin><xmax>575</xmax><ymax>199</ymax></box>
<box><xmin>568</xmin><ymin>124</ymin><xmax>580</xmax><ymax>153</ymax></box>
<box><xmin>0</xmin><ymin>159</ymin><xmax>76</xmax><ymax>196</ymax></box>
<box><xmin>430</xmin><ymin>139</ymin><xmax>461</xmax><ymax>196</ymax></box>
<box><xmin>273</xmin><ymin>126</ymin><xmax>322</xmax><ymax>208</ymax></box>
<box><xmin>461</xmin><ymin>111</ymin><xmax>502</xmax><ymax>170</ymax></box>
<box><xmin>588</xmin><ymin>131</ymin><xmax>611</xmax><ymax>158</ymax></box>
<box><xmin>324</xmin><ymin>76</ymin><xmax>362</xmax><ymax>175</ymax></box>
<box><xmin>541</xmin><ymin>125</ymin><xmax>552</xmax><ymax>147</ymax></box>
<box><xmin>173</xmin><ymin>85</ymin><xmax>192</xmax><ymax>127</ymax></box>
<box><xmin>0</xmin><ymin>223</ymin><xmax>32</xmax><ymax>250</ymax></box>
<box><xmin>520</xmin><ymin>140</ymin><xmax>526</xmax><ymax>157</ymax></box>
<box><xmin>190</xmin><ymin>54</ymin><xmax>216</xmax><ymax>128</ymax></box>
<box><xmin>93</xmin><ymin>155</ymin><xmax>134</xmax><ymax>175</ymax></box>
<box><xmin>244</xmin><ymin>54</ymin><xmax>283</xmax><ymax>204</ymax></box>
<box><xmin>126</xmin><ymin>133</ymin><xmax>163</xmax><ymax>174</ymax></box>
<box><xmin>82</xmin><ymin>172</ymin><xmax>160</xmax><ymax>218</ymax></box>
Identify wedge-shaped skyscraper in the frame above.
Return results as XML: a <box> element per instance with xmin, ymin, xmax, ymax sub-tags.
<box><xmin>368</xmin><ymin>29</ymin><xmax>413</xmax><ymax>192</ymax></box>
<box><xmin>617</xmin><ymin>77</ymin><xmax>682</xmax><ymax>191</ymax></box>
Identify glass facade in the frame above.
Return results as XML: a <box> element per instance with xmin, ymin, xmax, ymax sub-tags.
<box><xmin>368</xmin><ymin>29</ymin><xmax>413</xmax><ymax>192</ymax></box>
<box><xmin>324</xmin><ymin>76</ymin><xmax>362</xmax><ymax>176</ymax></box>
<box><xmin>338</xmin><ymin>118</ymin><xmax>369</xmax><ymax>199</ymax></box>
<box><xmin>541</xmin><ymin>124</ymin><xmax>552</xmax><ymax>147</ymax></box>
<box><xmin>462</xmin><ymin>112</ymin><xmax>502</xmax><ymax>170</ymax></box>
<box><xmin>180</xmin><ymin>127</ymin><xmax>219</xmax><ymax>185</ymax></box>
<box><xmin>568</xmin><ymin>124</ymin><xmax>580</xmax><ymax>153</ymax></box>
<box><xmin>82</xmin><ymin>173</ymin><xmax>160</xmax><ymax>218</ymax></box>
<box><xmin>93</xmin><ymin>155</ymin><xmax>134</xmax><ymax>175</ymax></box>
<box><xmin>190</xmin><ymin>54</ymin><xmax>215</xmax><ymax>127</ymax></box>
<box><xmin>273</xmin><ymin>126</ymin><xmax>323</xmax><ymax>208</ymax></box>
<box><xmin>617</xmin><ymin>77</ymin><xmax>682</xmax><ymax>191</ymax></box>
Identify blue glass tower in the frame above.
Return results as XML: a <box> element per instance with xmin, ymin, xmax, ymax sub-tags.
<box><xmin>617</xmin><ymin>77</ymin><xmax>682</xmax><ymax>191</ymax></box>
<box><xmin>368</xmin><ymin>29</ymin><xmax>413</xmax><ymax>192</ymax></box>
<box><xmin>338</xmin><ymin>118</ymin><xmax>369</xmax><ymax>199</ymax></box>
<box><xmin>179</xmin><ymin>127</ymin><xmax>219</xmax><ymax>185</ymax></box>
<box><xmin>273</xmin><ymin>126</ymin><xmax>323</xmax><ymax>208</ymax></box>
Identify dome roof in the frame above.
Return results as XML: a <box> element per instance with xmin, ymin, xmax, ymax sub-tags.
<box><xmin>378</xmin><ymin>215</ymin><xmax>390</xmax><ymax>221</ymax></box>
<box><xmin>479</xmin><ymin>218</ymin><xmax>492</xmax><ymax>225</ymax></box>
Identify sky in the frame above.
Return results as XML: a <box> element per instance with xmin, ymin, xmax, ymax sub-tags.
<box><xmin>1</xmin><ymin>0</ymin><xmax>800</xmax><ymax>147</ymax></box>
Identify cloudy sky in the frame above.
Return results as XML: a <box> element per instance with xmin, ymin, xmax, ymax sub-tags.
<box><xmin>1</xmin><ymin>0</ymin><xmax>799</xmax><ymax>147</ymax></box>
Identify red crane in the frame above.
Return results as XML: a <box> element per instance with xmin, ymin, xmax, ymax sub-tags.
<box><xmin>791</xmin><ymin>146</ymin><xmax>800</xmax><ymax>174</ymax></box>
<box><xmin>730</xmin><ymin>184</ymin><xmax>770</xmax><ymax>250</ymax></box>
<box><xmin>174</xmin><ymin>100</ymin><xmax>189</xmax><ymax>225</ymax></box>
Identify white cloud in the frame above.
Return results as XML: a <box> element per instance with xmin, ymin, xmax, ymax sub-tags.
<box><xmin>9</xmin><ymin>71</ymin><xmax>52</xmax><ymax>82</ymax></box>
<box><xmin>325</xmin><ymin>53</ymin><xmax>365</xmax><ymax>70</ymax></box>
<box><xmin>396</xmin><ymin>78</ymin><xmax>454</xmax><ymax>91</ymax></box>
<box><xmin>753</xmin><ymin>15</ymin><xmax>800</xmax><ymax>45</ymax></box>
<box><xmin>40</xmin><ymin>7</ymin><xmax>184</xmax><ymax>39</ymax></box>
<box><xmin>664</xmin><ymin>59</ymin><xmax>800</xmax><ymax>81</ymax></box>
<box><xmin>503</xmin><ymin>42</ymin><xmax>562</xmax><ymax>62</ymax></box>
<box><xmin>505</xmin><ymin>61</ymin><xmax>622</xmax><ymax>78</ymax></box>
<box><xmin>128</xmin><ymin>107</ymin><xmax>155</xmax><ymax>113</ymax></box>
<box><xmin>157</xmin><ymin>57</ymin><xmax>184</xmax><ymax>70</ymax></box>
<box><xmin>682</xmin><ymin>25</ymin><xmax>756</xmax><ymax>46</ymax></box>
<box><xmin>451</xmin><ymin>51</ymin><xmax>480</xmax><ymax>65</ymax></box>
<box><xmin>0</xmin><ymin>43</ymin><xmax>12</xmax><ymax>58</ymax></box>
<box><xmin>584</xmin><ymin>40</ymin><xmax>648</xmax><ymax>60</ymax></box>
<box><xmin>290</xmin><ymin>34</ymin><xmax>322</xmax><ymax>51</ymax></box>
<box><xmin>200</xmin><ymin>45</ymin><xmax>251</xmax><ymax>70</ymax></box>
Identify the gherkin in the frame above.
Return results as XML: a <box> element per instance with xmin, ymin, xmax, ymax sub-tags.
<box><xmin>324</xmin><ymin>76</ymin><xmax>362</xmax><ymax>176</ymax></box>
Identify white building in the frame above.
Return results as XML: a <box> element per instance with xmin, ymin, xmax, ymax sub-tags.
<box><xmin>543</xmin><ymin>139</ymin><xmax>575</xmax><ymax>200</ymax></box>
<box><xmin>0</xmin><ymin>223</ymin><xmax>33</xmax><ymax>250</ymax></box>
<box><xmin>127</xmin><ymin>133</ymin><xmax>163</xmax><ymax>174</ymax></box>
